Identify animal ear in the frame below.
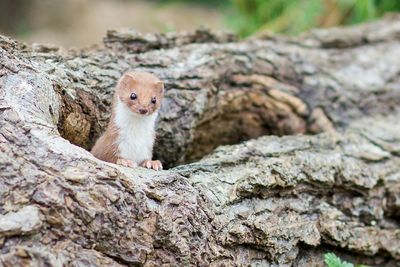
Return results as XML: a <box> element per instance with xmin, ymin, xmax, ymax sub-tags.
<box><xmin>155</xmin><ymin>81</ymin><xmax>164</xmax><ymax>94</ymax></box>
<box><xmin>118</xmin><ymin>73</ymin><xmax>136</xmax><ymax>89</ymax></box>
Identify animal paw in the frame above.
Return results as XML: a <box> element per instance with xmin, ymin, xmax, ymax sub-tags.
<box><xmin>116</xmin><ymin>158</ymin><xmax>137</xmax><ymax>168</ymax></box>
<box><xmin>141</xmin><ymin>160</ymin><xmax>163</xmax><ymax>171</ymax></box>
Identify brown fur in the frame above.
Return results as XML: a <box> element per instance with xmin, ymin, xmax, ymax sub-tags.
<box><xmin>90</xmin><ymin>118</ymin><xmax>119</xmax><ymax>163</ymax></box>
<box><xmin>117</xmin><ymin>72</ymin><xmax>163</xmax><ymax>116</ymax></box>
<box><xmin>91</xmin><ymin>71</ymin><xmax>164</xmax><ymax>164</ymax></box>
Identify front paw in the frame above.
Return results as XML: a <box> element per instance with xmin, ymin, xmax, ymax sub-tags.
<box><xmin>116</xmin><ymin>158</ymin><xmax>137</xmax><ymax>168</ymax></box>
<box><xmin>141</xmin><ymin>160</ymin><xmax>163</xmax><ymax>171</ymax></box>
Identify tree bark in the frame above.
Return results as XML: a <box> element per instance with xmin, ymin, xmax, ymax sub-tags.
<box><xmin>1</xmin><ymin>14</ymin><xmax>400</xmax><ymax>266</ymax></box>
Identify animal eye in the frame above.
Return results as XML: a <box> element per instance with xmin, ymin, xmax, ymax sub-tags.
<box><xmin>151</xmin><ymin>97</ymin><xmax>156</xmax><ymax>104</ymax></box>
<box><xmin>130</xmin><ymin>93</ymin><xmax>137</xmax><ymax>100</ymax></box>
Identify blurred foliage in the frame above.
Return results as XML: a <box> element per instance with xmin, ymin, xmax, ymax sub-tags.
<box><xmin>159</xmin><ymin>0</ymin><xmax>228</xmax><ymax>5</ymax></box>
<box><xmin>229</xmin><ymin>0</ymin><xmax>400</xmax><ymax>37</ymax></box>
<box><xmin>2</xmin><ymin>0</ymin><xmax>399</xmax><ymax>40</ymax></box>
<box><xmin>0</xmin><ymin>0</ymin><xmax>32</xmax><ymax>36</ymax></box>
<box><xmin>324</xmin><ymin>253</ymin><xmax>369</xmax><ymax>267</ymax></box>
<box><xmin>161</xmin><ymin>0</ymin><xmax>400</xmax><ymax>37</ymax></box>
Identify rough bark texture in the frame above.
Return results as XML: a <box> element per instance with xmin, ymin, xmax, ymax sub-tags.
<box><xmin>1</xmin><ymin>15</ymin><xmax>400</xmax><ymax>266</ymax></box>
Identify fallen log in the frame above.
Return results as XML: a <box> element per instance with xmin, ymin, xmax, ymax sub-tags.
<box><xmin>0</xmin><ymin>14</ymin><xmax>400</xmax><ymax>266</ymax></box>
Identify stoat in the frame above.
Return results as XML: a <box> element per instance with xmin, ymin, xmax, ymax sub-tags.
<box><xmin>91</xmin><ymin>71</ymin><xmax>164</xmax><ymax>171</ymax></box>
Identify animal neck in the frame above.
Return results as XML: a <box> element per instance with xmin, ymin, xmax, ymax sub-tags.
<box><xmin>113</xmin><ymin>99</ymin><xmax>158</xmax><ymax>130</ymax></box>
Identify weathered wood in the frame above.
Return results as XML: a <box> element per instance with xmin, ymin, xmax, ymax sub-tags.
<box><xmin>0</xmin><ymin>15</ymin><xmax>400</xmax><ymax>266</ymax></box>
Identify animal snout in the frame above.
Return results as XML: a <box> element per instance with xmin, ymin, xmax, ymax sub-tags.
<box><xmin>139</xmin><ymin>108</ymin><xmax>148</xmax><ymax>114</ymax></box>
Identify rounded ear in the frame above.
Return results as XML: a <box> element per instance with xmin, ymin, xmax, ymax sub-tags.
<box><xmin>155</xmin><ymin>81</ymin><xmax>164</xmax><ymax>94</ymax></box>
<box><xmin>118</xmin><ymin>73</ymin><xmax>136</xmax><ymax>89</ymax></box>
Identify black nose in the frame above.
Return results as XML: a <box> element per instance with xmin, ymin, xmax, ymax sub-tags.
<box><xmin>139</xmin><ymin>109</ymin><xmax>148</xmax><ymax>114</ymax></box>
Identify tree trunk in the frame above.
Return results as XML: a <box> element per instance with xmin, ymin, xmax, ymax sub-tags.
<box><xmin>1</xmin><ymin>14</ymin><xmax>400</xmax><ymax>266</ymax></box>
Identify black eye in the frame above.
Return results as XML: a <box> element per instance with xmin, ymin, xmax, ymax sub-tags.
<box><xmin>130</xmin><ymin>93</ymin><xmax>137</xmax><ymax>100</ymax></box>
<box><xmin>151</xmin><ymin>97</ymin><xmax>156</xmax><ymax>104</ymax></box>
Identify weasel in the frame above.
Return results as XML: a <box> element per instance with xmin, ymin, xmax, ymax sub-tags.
<box><xmin>91</xmin><ymin>71</ymin><xmax>164</xmax><ymax>171</ymax></box>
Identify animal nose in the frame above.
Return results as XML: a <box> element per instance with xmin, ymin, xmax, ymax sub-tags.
<box><xmin>139</xmin><ymin>108</ymin><xmax>148</xmax><ymax>114</ymax></box>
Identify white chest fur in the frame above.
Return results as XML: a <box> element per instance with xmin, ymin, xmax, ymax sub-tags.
<box><xmin>114</xmin><ymin>100</ymin><xmax>157</xmax><ymax>164</ymax></box>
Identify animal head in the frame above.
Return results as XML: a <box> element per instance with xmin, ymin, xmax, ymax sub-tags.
<box><xmin>116</xmin><ymin>71</ymin><xmax>164</xmax><ymax>116</ymax></box>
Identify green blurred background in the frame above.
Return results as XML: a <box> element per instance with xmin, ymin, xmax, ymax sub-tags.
<box><xmin>229</xmin><ymin>0</ymin><xmax>400</xmax><ymax>36</ymax></box>
<box><xmin>0</xmin><ymin>0</ymin><xmax>399</xmax><ymax>47</ymax></box>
